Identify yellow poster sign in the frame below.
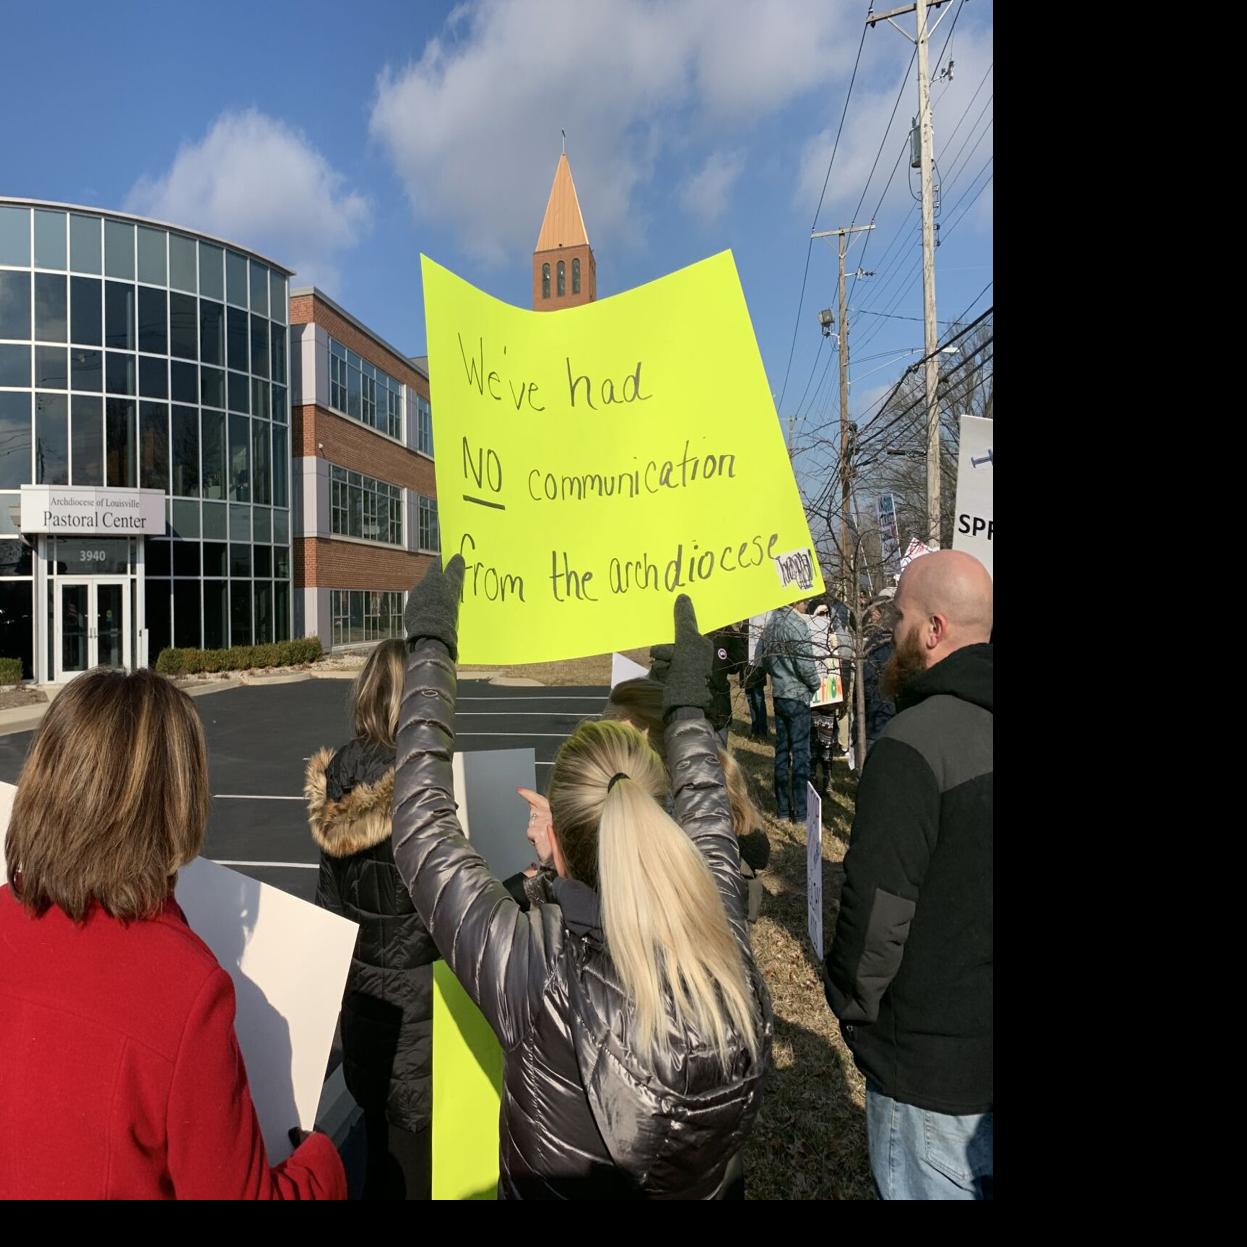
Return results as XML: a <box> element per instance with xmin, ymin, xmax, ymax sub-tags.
<box><xmin>431</xmin><ymin>960</ymin><xmax>502</xmax><ymax>1201</ymax></box>
<box><xmin>422</xmin><ymin>251</ymin><xmax>824</xmax><ymax>664</ymax></box>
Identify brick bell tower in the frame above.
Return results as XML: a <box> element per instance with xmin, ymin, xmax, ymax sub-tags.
<box><xmin>532</xmin><ymin>149</ymin><xmax>596</xmax><ymax>310</ymax></box>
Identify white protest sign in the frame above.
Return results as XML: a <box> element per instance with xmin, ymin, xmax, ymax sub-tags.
<box><xmin>746</xmin><ymin>613</ymin><xmax>768</xmax><ymax>663</ymax></box>
<box><xmin>610</xmin><ymin>652</ymin><xmax>650</xmax><ymax>687</ymax></box>
<box><xmin>877</xmin><ymin>493</ymin><xmax>901</xmax><ymax>564</ymax></box>
<box><xmin>806</xmin><ymin>783</ymin><xmax>824</xmax><ymax>957</ymax></box>
<box><xmin>899</xmin><ymin>535</ymin><xmax>931</xmax><ymax>571</ymax></box>
<box><xmin>805</xmin><ymin>613</ymin><xmax>844</xmax><ymax>708</ymax></box>
<box><xmin>0</xmin><ymin>781</ymin><xmax>13</xmax><ymax>870</ymax></box>
<box><xmin>451</xmin><ymin>747</ymin><xmax>539</xmax><ymax>881</ymax></box>
<box><xmin>175</xmin><ymin>858</ymin><xmax>357</xmax><ymax>1164</ymax></box>
<box><xmin>953</xmin><ymin>415</ymin><xmax>993</xmax><ymax>576</ymax></box>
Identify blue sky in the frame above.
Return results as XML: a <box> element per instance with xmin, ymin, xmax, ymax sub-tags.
<box><xmin>1</xmin><ymin>0</ymin><xmax>992</xmax><ymax>490</ymax></box>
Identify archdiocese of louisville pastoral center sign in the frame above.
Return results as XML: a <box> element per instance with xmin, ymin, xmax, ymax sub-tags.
<box><xmin>422</xmin><ymin>252</ymin><xmax>824</xmax><ymax>664</ymax></box>
<box><xmin>20</xmin><ymin>485</ymin><xmax>167</xmax><ymax>535</ymax></box>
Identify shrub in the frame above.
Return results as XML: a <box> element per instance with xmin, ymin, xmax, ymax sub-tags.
<box><xmin>152</xmin><ymin>638</ymin><xmax>326</xmax><ymax>676</ymax></box>
<box><xmin>154</xmin><ymin>648</ymin><xmax>183</xmax><ymax>676</ymax></box>
<box><xmin>0</xmin><ymin>657</ymin><xmax>25</xmax><ymax>685</ymax></box>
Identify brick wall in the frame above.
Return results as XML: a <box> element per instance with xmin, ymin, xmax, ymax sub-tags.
<box><xmin>532</xmin><ymin>244</ymin><xmax>596</xmax><ymax>309</ymax></box>
<box><xmin>292</xmin><ymin>405</ymin><xmax>436</xmax><ymax>495</ymax></box>
<box><xmin>295</xmin><ymin>537</ymin><xmax>433</xmax><ymax>592</ymax></box>
<box><xmin>289</xmin><ymin>293</ymin><xmax>428</xmax><ymax>397</ymax></box>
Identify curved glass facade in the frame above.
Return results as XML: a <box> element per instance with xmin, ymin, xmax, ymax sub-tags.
<box><xmin>0</xmin><ymin>200</ymin><xmax>293</xmax><ymax>678</ymax></box>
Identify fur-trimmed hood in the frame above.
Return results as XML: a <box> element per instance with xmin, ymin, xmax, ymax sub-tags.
<box><xmin>305</xmin><ymin>747</ymin><xmax>395</xmax><ymax>858</ymax></box>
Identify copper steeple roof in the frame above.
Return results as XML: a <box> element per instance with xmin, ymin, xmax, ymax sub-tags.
<box><xmin>534</xmin><ymin>153</ymin><xmax>590</xmax><ymax>251</ymax></box>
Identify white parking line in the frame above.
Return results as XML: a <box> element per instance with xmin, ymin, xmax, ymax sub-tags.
<box><xmin>213</xmin><ymin>794</ymin><xmax>305</xmax><ymax>800</ymax></box>
<box><xmin>455</xmin><ymin>711</ymin><xmax>597</xmax><ymax>717</ymax></box>
<box><xmin>212</xmin><ymin>860</ymin><xmax>318</xmax><ymax>869</ymax></box>
<box><xmin>456</xmin><ymin>696</ymin><xmax>606</xmax><ymax>702</ymax></box>
<box><xmin>458</xmin><ymin>732</ymin><xmax>575</xmax><ymax>739</ymax></box>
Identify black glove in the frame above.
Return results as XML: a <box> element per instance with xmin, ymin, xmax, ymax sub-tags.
<box><xmin>648</xmin><ymin>644</ymin><xmax>674</xmax><ymax>684</ymax></box>
<box><xmin>662</xmin><ymin>595</ymin><xmax>713</xmax><ymax>719</ymax></box>
<box><xmin>403</xmin><ymin>554</ymin><xmax>466</xmax><ymax>661</ymax></box>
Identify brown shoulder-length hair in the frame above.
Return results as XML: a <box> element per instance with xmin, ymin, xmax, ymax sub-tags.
<box><xmin>6</xmin><ymin>668</ymin><xmax>209</xmax><ymax>921</ymax></box>
<box><xmin>351</xmin><ymin>639</ymin><xmax>406</xmax><ymax>750</ymax></box>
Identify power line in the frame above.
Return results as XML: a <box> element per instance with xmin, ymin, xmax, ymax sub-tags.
<box><xmin>850</xmin><ymin>59</ymin><xmax>992</xmax><ymax>336</ymax></box>
<box><xmin>853</xmin><ymin>315</ymin><xmax>993</xmax><ymax>454</ymax></box>
<box><xmin>850</xmin><ymin>0</ymin><xmax>971</xmax><ymax>311</ymax></box>
<box><xmin>853</xmin><ymin>190</ymin><xmax>988</xmax><ymax>356</ymax></box>
<box><xmin>849</xmin><ymin>307</ymin><xmax>960</xmax><ymax>324</ymax></box>
<box><xmin>941</xmin><ymin>98</ymin><xmax>993</xmax><ymax>192</ymax></box>
<box><xmin>840</xmin><ymin>298</ymin><xmax>994</xmax><ymax>459</ymax></box>
<box><xmin>937</xmin><ymin>61</ymin><xmax>993</xmax><ymax>157</ymax></box>
<box><xmin>937</xmin><ymin>166</ymin><xmax>993</xmax><ymax>241</ymax></box>
<box><xmin>776</xmin><ymin>10</ymin><xmax>870</xmax><ymax>412</ymax></box>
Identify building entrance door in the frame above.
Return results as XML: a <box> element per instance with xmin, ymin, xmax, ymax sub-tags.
<box><xmin>54</xmin><ymin>579</ymin><xmax>131</xmax><ymax>680</ymax></box>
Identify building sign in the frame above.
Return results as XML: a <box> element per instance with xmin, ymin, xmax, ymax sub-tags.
<box><xmin>19</xmin><ymin>486</ymin><xmax>166</xmax><ymax>536</ymax></box>
<box><xmin>952</xmin><ymin>415</ymin><xmax>993</xmax><ymax>577</ymax></box>
<box><xmin>48</xmin><ymin>537</ymin><xmax>132</xmax><ymax>576</ymax></box>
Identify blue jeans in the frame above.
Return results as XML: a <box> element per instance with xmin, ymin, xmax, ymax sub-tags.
<box><xmin>747</xmin><ymin>685</ymin><xmax>769</xmax><ymax>737</ymax></box>
<box><xmin>772</xmin><ymin>697</ymin><xmax>811</xmax><ymax>820</ymax></box>
<box><xmin>866</xmin><ymin>1085</ymin><xmax>993</xmax><ymax>1200</ymax></box>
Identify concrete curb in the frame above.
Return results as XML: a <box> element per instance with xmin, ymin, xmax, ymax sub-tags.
<box><xmin>180</xmin><ymin>679</ymin><xmax>245</xmax><ymax>698</ymax></box>
<box><xmin>488</xmin><ymin>676</ymin><xmax>546</xmax><ymax>687</ymax></box>
<box><xmin>0</xmin><ymin>707</ymin><xmax>48</xmax><ymax>736</ymax></box>
<box><xmin>238</xmin><ymin>671</ymin><xmax>310</xmax><ymax>687</ymax></box>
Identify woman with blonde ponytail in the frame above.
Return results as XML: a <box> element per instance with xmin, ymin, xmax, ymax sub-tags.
<box><xmin>392</xmin><ymin>558</ymin><xmax>772</xmax><ymax>1200</ymax></box>
<box><xmin>548</xmin><ymin>719</ymin><xmax>760</xmax><ymax>1071</ymax></box>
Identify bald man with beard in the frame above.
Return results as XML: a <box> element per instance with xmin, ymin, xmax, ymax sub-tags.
<box><xmin>824</xmin><ymin>550</ymin><xmax>993</xmax><ymax>1200</ymax></box>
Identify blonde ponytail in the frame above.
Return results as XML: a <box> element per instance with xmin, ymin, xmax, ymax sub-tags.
<box><xmin>548</xmin><ymin>720</ymin><xmax>760</xmax><ymax>1071</ymax></box>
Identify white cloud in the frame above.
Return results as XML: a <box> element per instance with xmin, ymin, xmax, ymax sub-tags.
<box><xmin>679</xmin><ymin>151</ymin><xmax>745</xmax><ymax>225</ymax></box>
<box><xmin>125</xmin><ymin>110</ymin><xmax>370</xmax><ymax>290</ymax></box>
<box><xmin>369</xmin><ymin>0</ymin><xmax>860</xmax><ymax>264</ymax></box>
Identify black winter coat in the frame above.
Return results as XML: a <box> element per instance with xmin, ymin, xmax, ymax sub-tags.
<box><xmin>307</xmin><ymin>739</ymin><xmax>439</xmax><ymax>1133</ymax></box>
<box><xmin>392</xmin><ymin>640</ymin><xmax>773</xmax><ymax>1199</ymax></box>
<box><xmin>825</xmin><ymin>644</ymin><xmax>993</xmax><ymax>1114</ymax></box>
<box><xmin>709</xmin><ymin>629</ymin><xmax>748</xmax><ymax>730</ymax></box>
<box><xmin>857</xmin><ymin>629</ymin><xmax>897</xmax><ymax>751</ymax></box>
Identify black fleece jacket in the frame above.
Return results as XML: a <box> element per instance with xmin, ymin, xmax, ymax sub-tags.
<box><xmin>824</xmin><ymin>643</ymin><xmax>993</xmax><ymax>1114</ymax></box>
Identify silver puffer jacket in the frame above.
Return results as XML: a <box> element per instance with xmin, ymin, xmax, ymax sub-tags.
<box><xmin>392</xmin><ymin>639</ymin><xmax>773</xmax><ymax>1199</ymax></box>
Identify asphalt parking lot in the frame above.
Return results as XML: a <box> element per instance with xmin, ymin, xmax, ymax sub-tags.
<box><xmin>0</xmin><ymin>678</ymin><xmax>608</xmax><ymax>903</ymax></box>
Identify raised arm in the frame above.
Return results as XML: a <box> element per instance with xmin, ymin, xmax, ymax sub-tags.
<box><xmin>657</xmin><ymin>597</ymin><xmax>747</xmax><ymax>938</ymax></box>
<box><xmin>389</xmin><ymin>556</ymin><xmax>555</xmax><ymax>1050</ymax></box>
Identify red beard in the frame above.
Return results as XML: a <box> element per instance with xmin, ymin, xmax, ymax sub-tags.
<box><xmin>883</xmin><ymin>626</ymin><xmax>927</xmax><ymax>700</ymax></box>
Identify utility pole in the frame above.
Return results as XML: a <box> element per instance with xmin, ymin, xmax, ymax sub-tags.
<box><xmin>812</xmin><ymin>223</ymin><xmax>873</xmax><ymax>605</ymax></box>
<box><xmin>868</xmin><ymin>0</ymin><xmax>950</xmax><ymax>546</ymax></box>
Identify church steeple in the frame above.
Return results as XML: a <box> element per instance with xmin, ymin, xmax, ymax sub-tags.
<box><xmin>533</xmin><ymin>150</ymin><xmax>596</xmax><ymax>310</ymax></box>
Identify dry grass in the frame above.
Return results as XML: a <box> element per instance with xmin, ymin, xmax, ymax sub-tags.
<box><xmin>728</xmin><ymin>691</ymin><xmax>875</xmax><ymax>1201</ymax></box>
<box><xmin>0</xmin><ymin>687</ymin><xmax>48</xmax><ymax>710</ymax></box>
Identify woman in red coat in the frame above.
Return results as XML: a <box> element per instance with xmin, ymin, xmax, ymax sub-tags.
<box><xmin>0</xmin><ymin>668</ymin><xmax>346</xmax><ymax>1200</ymax></box>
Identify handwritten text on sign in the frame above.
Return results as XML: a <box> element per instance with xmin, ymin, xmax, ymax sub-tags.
<box><xmin>422</xmin><ymin>252</ymin><xmax>824</xmax><ymax>664</ymax></box>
